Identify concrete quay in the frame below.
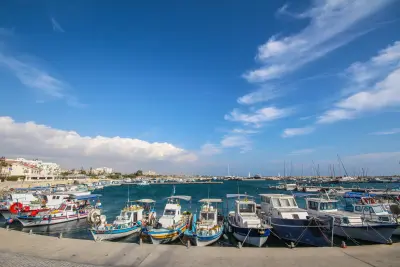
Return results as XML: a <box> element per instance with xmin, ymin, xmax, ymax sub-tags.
<box><xmin>0</xmin><ymin>229</ymin><xmax>399</xmax><ymax>267</ymax></box>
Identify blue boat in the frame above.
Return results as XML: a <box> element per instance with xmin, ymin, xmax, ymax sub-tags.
<box><xmin>226</xmin><ymin>194</ymin><xmax>271</xmax><ymax>247</ymax></box>
<box><xmin>259</xmin><ymin>194</ymin><xmax>332</xmax><ymax>247</ymax></box>
<box><xmin>185</xmin><ymin>198</ymin><xmax>224</xmax><ymax>246</ymax></box>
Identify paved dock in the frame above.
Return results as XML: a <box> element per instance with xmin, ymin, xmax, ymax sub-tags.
<box><xmin>0</xmin><ymin>229</ymin><xmax>399</xmax><ymax>267</ymax></box>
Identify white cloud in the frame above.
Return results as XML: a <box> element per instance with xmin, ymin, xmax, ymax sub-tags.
<box><xmin>370</xmin><ymin>128</ymin><xmax>400</xmax><ymax>135</ymax></box>
<box><xmin>282</xmin><ymin>127</ymin><xmax>314</xmax><ymax>138</ymax></box>
<box><xmin>318</xmin><ymin>40</ymin><xmax>400</xmax><ymax>124</ymax></box>
<box><xmin>232</xmin><ymin>128</ymin><xmax>258</xmax><ymax>134</ymax></box>
<box><xmin>200</xmin><ymin>143</ymin><xmax>222</xmax><ymax>156</ymax></box>
<box><xmin>220</xmin><ymin>135</ymin><xmax>251</xmax><ymax>153</ymax></box>
<box><xmin>318</xmin><ymin>67</ymin><xmax>400</xmax><ymax>123</ymax></box>
<box><xmin>224</xmin><ymin>106</ymin><xmax>292</xmax><ymax>127</ymax></box>
<box><xmin>237</xmin><ymin>86</ymin><xmax>282</xmax><ymax>105</ymax></box>
<box><xmin>51</xmin><ymin>17</ymin><xmax>65</xmax><ymax>33</ymax></box>
<box><xmin>289</xmin><ymin>148</ymin><xmax>315</xmax><ymax>156</ymax></box>
<box><xmin>0</xmin><ymin>117</ymin><xmax>197</xmax><ymax>168</ymax></box>
<box><xmin>243</xmin><ymin>0</ymin><xmax>392</xmax><ymax>83</ymax></box>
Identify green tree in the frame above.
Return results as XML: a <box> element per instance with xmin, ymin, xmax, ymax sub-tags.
<box><xmin>135</xmin><ymin>170</ymin><xmax>143</xmax><ymax>176</ymax></box>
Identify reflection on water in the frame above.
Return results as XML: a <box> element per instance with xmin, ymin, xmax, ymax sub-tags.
<box><xmin>1</xmin><ymin>180</ymin><xmax>399</xmax><ymax>247</ymax></box>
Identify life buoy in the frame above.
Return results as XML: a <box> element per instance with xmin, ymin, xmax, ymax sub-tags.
<box><xmin>370</xmin><ymin>199</ymin><xmax>376</xmax><ymax>204</ymax></box>
<box><xmin>23</xmin><ymin>206</ymin><xmax>30</xmax><ymax>212</ymax></box>
<box><xmin>9</xmin><ymin>203</ymin><xmax>23</xmax><ymax>214</ymax></box>
<box><xmin>30</xmin><ymin>210</ymin><xmax>39</xmax><ymax>216</ymax></box>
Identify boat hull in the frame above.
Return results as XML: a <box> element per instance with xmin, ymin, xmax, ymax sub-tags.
<box><xmin>143</xmin><ymin>221</ymin><xmax>188</xmax><ymax>244</ymax></box>
<box><xmin>270</xmin><ymin>217</ymin><xmax>332</xmax><ymax>247</ymax></box>
<box><xmin>0</xmin><ymin>209</ymin><xmax>49</xmax><ymax>221</ymax></box>
<box><xmin>333</xmin><ymin>224</ymin><xmax>397</xmax><ymax>244</ymax></box>
<box><xmin>90</xmin><ymin>226</ymin><xmax>141</xmax><ymax>241</ymax></box>
<box><xmin>191</xmin><ymin>226</ymin><xmax>224</xmax><ymax>247</ymax></box>
<box><xmin>227</xmin><ymin>218</ymin><xmax>270</xmax><ymax>247</ymax></box>
<box><xmin>17</xmin><ymin>212</ymin><xmax>89</xmax><ymax>227</ymax></box>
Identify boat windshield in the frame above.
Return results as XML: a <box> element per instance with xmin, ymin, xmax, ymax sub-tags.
<box><xmin>372</xmin><ymin>206</ymin><xmax>385</xmax><ymax>213</ymax></box>
<box><xmin>164</xmin><ymin>209</ymin><xmax>176</xmax><ymax>216</ymax></box>
<box><xmin>239</xmin><ymin>203</ymin><xmax>255</xmax><ymax>213</ymax></box>
<box><xmin>200</xmin><ymin>212</ymin><xmax>215</xmax><ymax>221</ymax></box>
<box><xmin>320</xmin><ymin>202</ymin><xmax>337</xmax><ymax>211</ymax></box>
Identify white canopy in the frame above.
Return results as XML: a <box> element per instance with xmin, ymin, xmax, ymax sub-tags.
<box><xmin>199</xmin><ymin>198</ymin><xmax>223</xmax><ymax>203</ymax></box>
<box><xmin>167</xmin><ymin>195</ymin><xmax>191</xmax><ymax>201</ymax></box>
<box><xmin>134</xmin><ymin>199</ymin><xmax>156</xmax><ymax>203</ymax></box>
<box><xmin>226</xmin><ymin>194</ymin><xmax>253</xmax><ymax>199</ymax></box>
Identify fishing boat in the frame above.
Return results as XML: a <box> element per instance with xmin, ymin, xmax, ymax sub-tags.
<box><xmin>258</xmin><ymin>194</ymin><xmax>332</xmax><ymax>247</ymax></box>
<box><xmin>306</xmin><ymin>196</ymin><xmax>397</xmax><ymax>244</ymax></box>
<box><xmin>89</xmin><ymin>199</ymin><xmax>155</xmax><ymax>242</ymax></box>
<box><xmin>142</xmin><ymin>195</ymin><xmax>192</xmax><ymax>244</ymax></box>
<box><xmin>185</xmin><ymin>198</ymin><xmax>224</xmax><ymax>246</ymax></box>
<box><xmin>137</xmin><ymin>180</ymin><xmax>150</xmax><ymax>186</ymax></box>
<box><xmin>226</xmin><ymin>194</ymin><xmax>271</xmax><ymax>247</ymax></box>
<box><xmin>0</xmin><ymin>193</ymin><xmax>49</xmax><ymax>221</ymax></box>
<box><xmin>16</xmin><ymin>194</ymin><xmax>102</xmax><ymax>227</ymax></box>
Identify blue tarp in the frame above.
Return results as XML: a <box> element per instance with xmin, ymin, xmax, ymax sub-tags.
<box><xmin>343</xmin><ymin>192</ymin><xmax>376</xmax><ymax>199</ymax></box>
<box><xmin>73</xmin><ymin>194</ymin><xmax>102</xmax><ymax>200</ymax></box>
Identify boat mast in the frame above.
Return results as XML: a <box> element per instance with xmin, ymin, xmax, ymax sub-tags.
<box><xmin>337</xmin><ymin>154</ymin><xmax>349</xmax><ymax>177</ymax></box>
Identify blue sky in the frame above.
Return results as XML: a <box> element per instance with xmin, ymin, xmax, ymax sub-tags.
<box><xmin>0</xmin><ymin>0</ymin><xmax>400</xmax><ymax>175</ymax></box>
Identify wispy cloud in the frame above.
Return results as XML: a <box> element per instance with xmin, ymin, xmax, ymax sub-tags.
<box><xmin>243</xmin><ymin>0</ymin><xmax>392</xmax><ymax>83</ymax></box>
<box><xmin>232</xmin><ymin>128</ymin><xmax>258</xmax><ymax>134</ymax></box>
<box><xmin>237</xmin><ymin>85</ymin><xmax>282</xmax><ymax>105</ymax></box>
<box><xmin>345</xmin><ymin>151</ymin><xmax>400</xmax><ymax>161</ymax></box>
<box><xmin>318</xmin><ymin>41</ymin><xmax>400</xmax><ymax>124</ymax></box>
<box><xmin>224</xmin><ymin>106</ymin><xmax>293</xmax><ymax>127</ymax></box>
<box><xmin>282</xmin><ymin>127</ymin><xmax>314</xmax><ymax>138</ymax></box>
<box><xmin>200</xmin><ymin>143</ymin><xmax>222</xmax><ymax>156</ymax></box>
<box><xmin>0</xmin><ymin>52</ymin><xmax>84</xmax><ymax>107</ymax></box>
<box><xmin>51</xmin><ymin>17</ymin><xmax>65</xmax><ymax>33</ymax></box>
<box><xmin>220</xmin><ymin>135</ymin><xmax>251</xmax><ymax>153</ymax></box>
<box><xmin>289</xmin><ymin>148</ymin><xmax>315</xmax><ymax>156</ymax></box>
<box><xmin>370</xmin><ymin>128</ymin><xmax>400</xmax><ymax>135</ymax></box>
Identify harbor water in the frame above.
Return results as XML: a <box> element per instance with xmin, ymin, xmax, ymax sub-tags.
<box><xmin>1</xmin><ymin>180</ymin><xmax>399</xmax><ymax>247</ymax></box>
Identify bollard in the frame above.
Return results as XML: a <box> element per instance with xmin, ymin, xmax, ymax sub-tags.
<box><xmin>341</xmin><ymin>241</ymin><xmax>347</xmax><ymax>248</ymax></box>
<box><xmin>237</xmin><ymin>242</ymin><xmax>242</xmax><ymax>249</ymax></box>
<box><xmin>187</xmin><ymin>239</ymin><xmax>190</xmax><ymax>249</ymax></box>
<box><xmin>6</xmin><ymin>225</ymin><xmax>9</xmax><ymax>231</ymax></box>
<box><xmin>29</xmin><ymin>229</ymin><xmax>33</xmax><ymax>235</ymax></box>
<box><xmin>59</xmin><ymin>232</ymin><xmax>63</xmax><ymax>239</ymax></box>
<box><xmin>139</xmin><ymin>237</ymin><xmax>142</xmax><ymax>246</ymax></box>
<box><xmin>290</xmin><ymin>242</ymin><xmax>295</xmax><ymax>249</ymax></box>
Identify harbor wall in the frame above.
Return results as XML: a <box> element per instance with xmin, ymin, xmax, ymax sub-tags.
<box><xmin>0</xmin><ymin>228</ymin><xmax>398</xmax><ymax>267</ymax></box>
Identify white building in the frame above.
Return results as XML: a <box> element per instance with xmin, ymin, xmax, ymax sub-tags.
<box><xmin>1</xmin><ymin>158</ymin><xmax>61</xmax><ymax>181</ymax></box>
<box><xmin>93</xmin><ymin>167</ymin><xmax>113</xmax><ymax>175</ymax></box>
<box><xmin>144</xmin><ymin>170</ymin><xmax>157</xmax><ymax>176</ymax></box>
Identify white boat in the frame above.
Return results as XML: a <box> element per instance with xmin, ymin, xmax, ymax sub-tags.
<box><xmin>226</xmin><ymin>194</ymin><xmax>271</xmax><ymax>247</ymax></box>
<box><xmin>306</xmin><ymin>197</ymin><xmax>397</xmax><ymax>244</ymax></box>
<box><xmin>185</xmin><ymin>198</ymin><xmax>224</xmax><ymax>246</ymax></box>
<box><xmin>109</xmin><ymin>180</ymin><xmax>122</xmax><ymax>186</ymax></box>
<box><xmin>16</xmin><ymin>194</ymin><xmax>102</xmax><ymax>227</ymax></box>
<box><xmin>142</xmin><ymin>195</ymin><xmax>192</xmax><ymax>244</ymax></box>
<box><xmin>137</xmin><ymin>181</ymin><xmax>150</xmax><ymax>186</ymax></box>
<box><xmin>0</xmin><ymin>193</ymin><xmax>46</xmax><ymax>220</ymax></box>
<box><xmin>284</xmin><ymin>184</ymin><xmax>297</xmax><ymax>191</ymax></box>
<box><xmin>90</xmin><ymin>199</ymin><xmax>156</xmax><ymax>241</ymax></box>
<box><xmin>258</xmin><ymin>194</ymin><xmax>332</xmax><ymax>247</ymax></box>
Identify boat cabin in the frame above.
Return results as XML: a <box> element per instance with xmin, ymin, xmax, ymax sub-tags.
<box><xmin>158</xmin><ymin>196</ymin><xmax>191</xmax><ymax>228</ymax></box>
<box><xmin>344</xmin><ymin>202</ymin><xmax>393</xmax><ymax>223</ymax></box>
<box><xmin>2</xmin><ymin>193</ymin><xmax>38</xmax><ymax>206</ymax></box>
<box><xmin>232</xmin><ymin>198</ymin><xmax>261</xmax><ymax>228</ymax></box>
<box><xmin>113</xmin><ymin>205</ymin><xmax>144</xmax><ymax>227</ymax></box>
<box><xmin>306</xmin><ymin>198</ymin><xmax>363</xmax><ymax>226</ymax></box>
<box><xmin>198</xmin><ymin>199</ymin><xmax>222</xmax><ymax>225</ymax></box>
<box><xmin>135</xmin><ymin>199</ymin><xmax>157</xmax><ymax>224</ymax></box>
<box><xmin>41</xmin><ymin>193</ymin><xmax>70</xmax><ymax>208</ymax></box>
<box><xmin>259</xmin><ymin>194</ymin><xmax>308</xmax><ymax>219</ymax></box>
